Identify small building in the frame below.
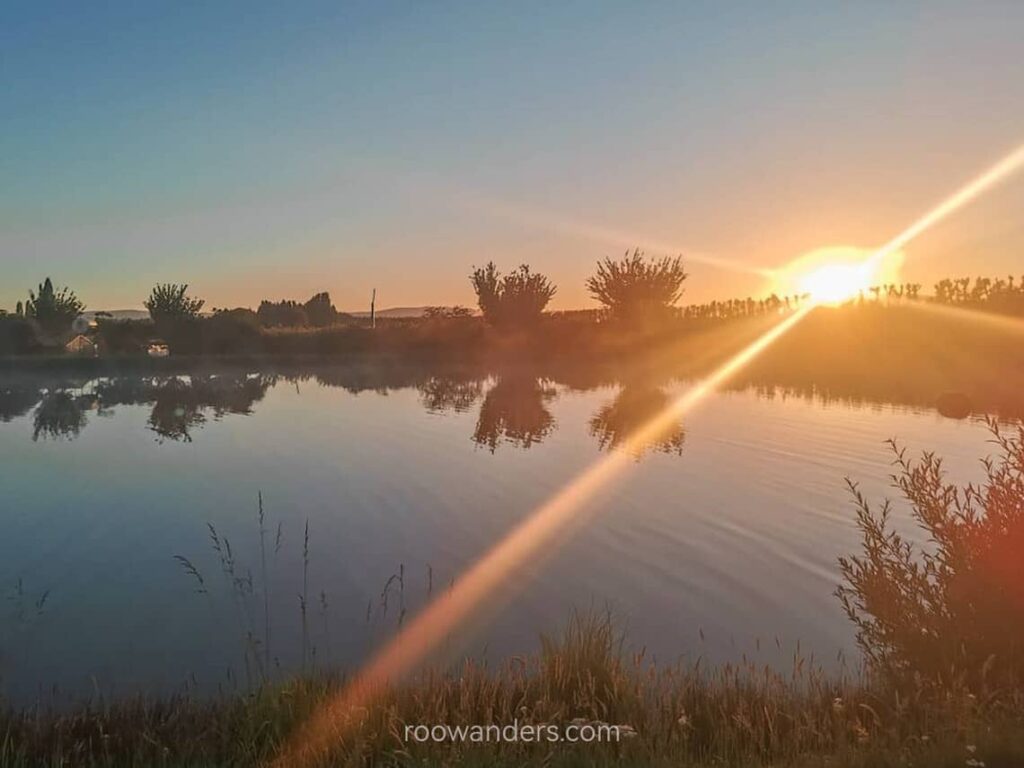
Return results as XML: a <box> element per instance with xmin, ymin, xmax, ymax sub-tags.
<box><xmin>64</xmin><ymin>334</ymin><xmax>98</xmax><ymax>356</ymax></box>
<box><xmin>147</xmin><ymin>340</ymin><xmax>170</xmax><ymax>358</ymax></box>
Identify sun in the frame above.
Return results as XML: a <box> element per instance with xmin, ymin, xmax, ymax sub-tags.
<box><xmin>775</xmin><ymin>246</ymin><xmax>904</xmax><ymax>307</ymax></box>
<box><xmin>798</xmin><ymin>262</ymin><xmax>874</xmax><ymax>305</ymax></box>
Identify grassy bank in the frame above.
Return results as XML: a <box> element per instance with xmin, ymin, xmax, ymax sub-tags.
<box><xmin>2</xmin><ymin>612</ymin><xmax>1022</xmax><ymax>767</ymax></box>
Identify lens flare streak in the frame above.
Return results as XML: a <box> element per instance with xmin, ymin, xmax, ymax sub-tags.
<box><xmin>867</xmin><ymin>142</ymin><xmax>1024</xmax><ymax>269</ymax></box>
<box><xmin>904</xmin><ymin>298</ymin><xmax>1024</xmax><ymax>335</ymax></box>
<box><xmin>274</xmin><ymin>139</ymin><xmax>1024</xmax><ymax>767</ymax></box>
<box><xmin>461</xmin><ymin>194</ymin><xmax>777</xmax><ymax>278</ymax></box>
<box><xmin>272</xmin><ymin>306</ymin><xmax>811</xmax><ymax>766</ymax></box>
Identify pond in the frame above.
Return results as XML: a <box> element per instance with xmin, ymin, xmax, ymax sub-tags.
<box><xmin>0</xmin><ymin>364</ymin><xmax>993</xmax><ymax>705</ymax></box>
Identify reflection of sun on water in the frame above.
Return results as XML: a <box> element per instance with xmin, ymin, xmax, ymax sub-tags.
<box><xmin>776</xmin><ymin>246</ymin><xmax>904</xmax><ymax>306</ymax></box>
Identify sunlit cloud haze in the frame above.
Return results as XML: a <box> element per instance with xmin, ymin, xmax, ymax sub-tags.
<box><xmin>2</xmin><ymin>2</ymin><xmax>1023</xmax><ymax>312</ymax></box>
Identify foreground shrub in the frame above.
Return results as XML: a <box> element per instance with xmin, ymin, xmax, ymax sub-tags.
<box><xmin>837</xmin><ymin>418</ymin><xmax>1024</xmax><ymax>690</ymax></box>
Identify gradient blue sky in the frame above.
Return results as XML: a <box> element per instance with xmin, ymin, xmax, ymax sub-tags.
<box><xmin>3</xmin><ymin>1</ymin><xmax>1023</xmax><ymax>311</ymax></box>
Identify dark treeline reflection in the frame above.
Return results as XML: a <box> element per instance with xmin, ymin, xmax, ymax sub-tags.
<box><xmin>472</xmin><ymin>374</ymin><xmax>557</xmax><ymax>452</ymax></box>
<box><xmin>4</xmin><ymin>366</ymin><xmax>680</xmax><ymax>455</ymax></box>
<box><xmin>3</xmin><ymin>374</ymin><xmax>275</xmax><ymax>443</ymax></box>
<box><xmin>32</xmin><ymin>392</ymin><xmax>88</xmax><ymax>441</ymax></box>
<box><xmin>418</xmin><ymin>375</ymin><xmax>483</xmax><ymax>415</ymax></box>
<box><xmin>3</xmin><ymin>307</ymin><xmax>1022</xmax><ymax>453</ymax></box>
<box><xmin>589</xmin><ymin>382</ymin><xmax>685</xmax><ymax>458</ymax></box>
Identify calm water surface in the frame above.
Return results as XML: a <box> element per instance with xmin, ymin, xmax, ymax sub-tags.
<box><xmin>0</xmin><ymin>367</ymin><xmax>990</xmax><ymax>704</ymax></box>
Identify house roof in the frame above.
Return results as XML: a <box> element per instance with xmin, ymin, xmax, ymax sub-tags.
<box><xmin>65</xmin><ymin>334</ymin><xmax>96</xmax><ymax>350</ymax></box>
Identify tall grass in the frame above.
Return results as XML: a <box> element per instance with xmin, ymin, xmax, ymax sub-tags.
<box><xmin>171</xmin><ymin>496</ymin><xmax>416</xmax><ymax>691</ymax></box>
<box><xmin>3</xmin><ymin>424</ymin><xmax>1024</xmax><ymax>766</ymax></box>
<box><xmin>1</xmin><ymin>609</ymin><xmax>1021</xmax><ymax>766</ymax></box>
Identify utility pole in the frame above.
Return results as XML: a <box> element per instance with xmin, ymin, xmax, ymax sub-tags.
<box><xmin>370</xmin><ymin>288</ymin><xmax>376</xmax><ymax>329</ymax></box>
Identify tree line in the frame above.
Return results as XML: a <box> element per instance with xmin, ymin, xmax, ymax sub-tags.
<box><xmin>3</xmin><ymin>251</ymin><xmax>1024</xmax><ymax>357</ymax></box>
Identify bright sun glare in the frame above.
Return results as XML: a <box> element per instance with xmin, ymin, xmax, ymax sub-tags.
<box><xmin>777</xmin><ymin>246</ymin><xmax>903</xmax><ymax>307</ymax></box>
<box><xmin>798</xmin><ymin>262</ymin><xmax>874</xmax><ymax>305</ymax></box>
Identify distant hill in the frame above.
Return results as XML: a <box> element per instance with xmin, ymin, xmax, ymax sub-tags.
<box><xmin>84</xmin><ymin>309</ymin><xmax>150</xmax><ymax>321</ymax></box>
<box><xmin>347</xmin><ymin>306</ymin><xmax>431</xmax><ymax>319</ymax></box>
<box><xmin>84</xmin><ymin>306</ymin><xmax>469</xmax><ymax>321</ymax></box>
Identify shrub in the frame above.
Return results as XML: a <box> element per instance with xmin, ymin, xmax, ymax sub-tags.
<box><xmin>95</xmin><ymin>318</ymin><xmax>155</xmax><ymax>355</ymax></box>
<box><xmin>152</xmin><ymin>310</ymin><xmax>264</xmax><ymax>356</ymax></box>
<box><xmin>203</xmin><ymin>309</ymin><xmax>263</xmax><ymax>354</ymax></box>
<box><xmin>587</xmin><ymin>249</ymin><xmax>687</xmax><ymax>325</ymax></box>
<box><xmin>837</xmin><ymin>418</ymin><xmax>1024</xmax><ymax>690</ymax></box>
<box><xmin>0</xmin><ymin>315</ymin><xmax>40</xmax><ymax>355</ymax></box>
<box><xmin>470</xmin><ymin>263</ymin><xmax>556</xmax><ymax>328</ymax></box>
<box><xmin>257</xmin><ymin>293</ymin><xmax>342</xmax><ymax>328</ymax></box>
<box><xmin>303</xmin><ymin>292</ymin><xmax>339</xmax><ymax>328</ymax></box>
<box><xmin>258</xmin><ymin>300</ymin><xmax>308</xmax><ymax>328</ymax></box>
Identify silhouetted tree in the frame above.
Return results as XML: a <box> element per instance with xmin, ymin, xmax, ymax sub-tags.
<box><xmin>145</xmin><ymin>284</ymin><xmax>205</xmax><ymax>324</ymax></box>
<box><xmin>471</xmin><ymin>262</ymin><xmax>501</xmax><ymax>320</ymax></box>
<box><xmin>0</xmin><ymin>314</ymin><xmax>38</xmax><ymax>355</ymax></box>
<box><xmin>470</xmin><ymin>263</ymin><xmax>556</xmax><ymax>328</ymax></box>
<box><xmin>587</xmin><ymin>250</ymin><xmax>686</xmax><ymax>325</ymax></box>
<box><xmin>258</xmin><ymin>300</ymin><xmax>308</xmax><ymax>327</ymax></box>
<box><xmin>930</xmin><ymin>275</ymin><xmax>1024</xmax><ymax>316</ymax></box>
<box><xmin>303</xmin><ymin>292</ymin><xmax>339</xmax><ymax>328</ymax></box>
<box><xmin>682</xmin><ymin>293</ymin><xmax>806</xmax><ymax>321</ymax></box>
<box><xmin>25</xmin><ymin>278</ymin><xmax>85</xmax><ymax>336</ymax></box>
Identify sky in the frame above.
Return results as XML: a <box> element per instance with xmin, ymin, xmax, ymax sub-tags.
<box><xmin>2</xmin><ymin>1</ymin><xmax>1023</xmax><ymax>312</ymax></box>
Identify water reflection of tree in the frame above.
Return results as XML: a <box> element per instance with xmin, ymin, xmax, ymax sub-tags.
<box><xmin>147</xmin><ymin>381</ymin><xmax>208</xmax><ymax>442</ymax></box>
<box><xmin>32</xmin><ymin>392</ymin><xmax>89</xmax><ymax>441</ymax></box>
<box><xmin>473</xmin><ymin>375</ymin><xmax>556</xmax><ymax>452</ymax></box>
<box><xmin>589</xmin><ymin>385</ymin><xmax>685</xmax><ymax>458</ymax></box>
<box><xmin>419</xmin><ymin>375</ymin><xmax>484</xmax><ymax>414</ymax></box>
<box><xmin>144</xmin><ymin>375</ymin><xmax>274</xmax><ymax>442</ymax></box>
<box><xmin>16</xmin><ymin>374</ymin><xmax>275</xmax><ymax>443</ymax></box>
<box><xmin>303</xmin><ymin>364</ymin><xmax>427</xmax><ymax>396</ymax></box>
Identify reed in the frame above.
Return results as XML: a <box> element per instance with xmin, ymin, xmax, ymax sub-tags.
<box><xmin>0</xmin><ymin>610</ymin><xmax>1020</xmax><ymax>767</ymax></box>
